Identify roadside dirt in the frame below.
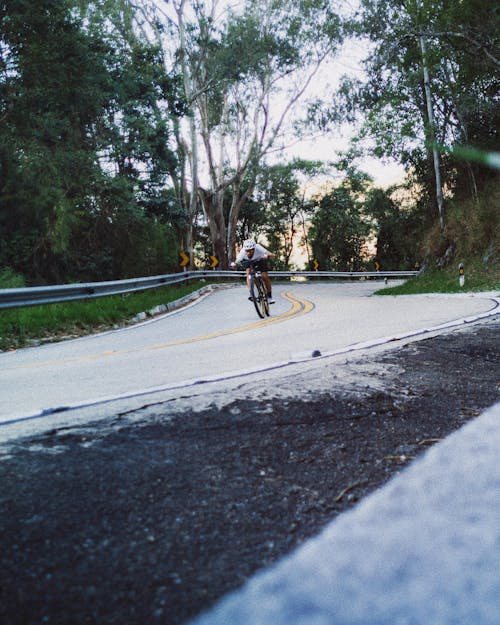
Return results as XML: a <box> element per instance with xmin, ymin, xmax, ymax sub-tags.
<box><xmin>0</xmin><ymin>318</ymin><xmax>498</xmax><ymax>625</ymax></box>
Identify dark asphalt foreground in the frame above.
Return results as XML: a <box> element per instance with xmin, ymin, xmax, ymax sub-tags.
<box><xmin>0</xmin><ymin>318</ymin><xmax>499</xmax><ymax>625</ymax></box>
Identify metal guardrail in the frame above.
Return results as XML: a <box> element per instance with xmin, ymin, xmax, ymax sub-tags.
<box><xmin>270</xmin><ymin>270</ymin><xmax>419</xmax><ymax>279</ymax></box>
<box><xmin>0</xmin><ymin>270</ymin><xmax>418</xmax><ymax>310</ymax></box>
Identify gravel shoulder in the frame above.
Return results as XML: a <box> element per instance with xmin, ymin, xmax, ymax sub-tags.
<box><xmin>0</xmin><ymin>317</ymin><xmax>499</xmax><ymax>625</ymax></box>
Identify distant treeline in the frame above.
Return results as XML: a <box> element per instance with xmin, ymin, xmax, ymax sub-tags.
<box><xmin>1</xmin><ymin>0</ymin><xmax>497</xmax><ymax>285</ymax></box>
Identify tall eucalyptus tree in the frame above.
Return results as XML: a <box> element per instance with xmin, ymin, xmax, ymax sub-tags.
<box><xmin>149</xmin><ymin>0</ymin><xmax>345</xmax><ymax>267</ymax></box>
<box><xmin>346</xmin><ymin>0</ymin><xmax>498</xmax><ymax>225</ymax></box>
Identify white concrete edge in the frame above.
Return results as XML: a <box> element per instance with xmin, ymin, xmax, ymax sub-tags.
<box><xmin>189</xmin><ymin>400</ymin><xmax>500</xmax><ymax>625</ymax></box>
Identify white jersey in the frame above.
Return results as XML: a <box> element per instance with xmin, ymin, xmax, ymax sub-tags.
<box><xmin>235</xmin><ymin>243</ymin><xmax>270</xmax><ymax>263</ymax></box>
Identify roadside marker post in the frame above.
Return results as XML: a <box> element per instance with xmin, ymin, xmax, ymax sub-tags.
<box><xmin>459</xmin><ymin>263</ymin><xmax>465</xmax><ymax>288</ymax></box>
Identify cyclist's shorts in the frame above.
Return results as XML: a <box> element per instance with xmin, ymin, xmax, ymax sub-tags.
<box><xmin>242</xmin><ymin>258</ymin><xmax>269</xmax><ymax>272</ymax></box>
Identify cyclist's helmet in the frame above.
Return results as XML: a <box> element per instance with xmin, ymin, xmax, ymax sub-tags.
<box><xmin>243</xmin><ymin>239</ymin><xmax>256</xmax><ymax>250</ymax></box>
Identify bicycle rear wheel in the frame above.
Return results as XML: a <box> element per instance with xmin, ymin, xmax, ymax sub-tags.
<box><xmin>250</xmin><ymin>275</ymin><xmax>266</xmax><ymax>318</ymax></box>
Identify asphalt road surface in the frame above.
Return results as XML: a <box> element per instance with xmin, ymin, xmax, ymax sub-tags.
<box><xmin>0</xmin><ymin>282</ymin><xmax>498</xmax><ymax>625</ymax></box>
<box><xmin>0</xmin><ymin>281</ymin><xmax>496</xmax><ymax>429</ymax></box>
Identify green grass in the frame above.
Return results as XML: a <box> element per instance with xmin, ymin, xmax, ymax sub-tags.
<box><xmin>0</xmin><ymin>280</ymin><xmax>209</xmax><ymax>351</ymax></box>
<box><xmin>376</xmin><ymin>261</ymin><xmax>499</xmax><ymax>295</ymax></box>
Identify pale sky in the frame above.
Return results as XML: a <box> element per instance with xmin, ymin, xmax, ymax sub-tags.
<box><xmin>273</xmin><ymin>34</ymin><xmax>406</xmax><ymax>188</ymax></box>
<box><xmin>155</xmin><ymin>0</ymin><xmax>405</xmax><ymax>188</ymax></box>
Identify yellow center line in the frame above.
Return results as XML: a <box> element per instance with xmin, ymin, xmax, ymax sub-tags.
<box><xmin>144</xmin><ymin>290</ymin><xmax>314</xmax><ymax>350</ymax></box>
<box><xmin>5</xmin><ymin>291</ymin><xmax>314</xmax><ymax>370</ymax></box>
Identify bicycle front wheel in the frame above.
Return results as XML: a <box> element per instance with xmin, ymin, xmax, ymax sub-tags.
<box><xmin>256</xmin><ymin>276</ymin><xmax>270</xmax><ymax>317</ymax></box>
<box><xmin>250</xmin><ymin>275</ymin><xmax>265</xmax><ymax>318</ymax></box>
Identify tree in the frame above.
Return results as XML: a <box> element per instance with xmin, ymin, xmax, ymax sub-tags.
<box><xmin>319</xmin><ymin>0</ymin><xmax>500</xmax><ymax>239</ymax></box>
<box><xmin>1</xmin><ymin>0</ymin><xmax>113</xmax><ymax>281</ymax></box>
<box><xmin>337</xmin><ymin>0</ymin><xmax>499</xmax><ymax>227</ymax></box>
<box><xmin>308</xmin><ymin>182</ymin><xmax>370</xmax><ymax>271</ymax></box>
<box><xmin>254</xmin><ymin>160</ymin><xmax>325</xmax><ymax>269</ymax></box>
<box><xmin>151</xmin><ymin>0</ymin><xmax>344</xmax><ymax>267</ymax></box>
<box><xmin>0</xmin><ymin>0</ymin><xmax>183</xmax><ymax>283</ymax></box>
<box><xmin>364</xmin><ymin>187</ymin><xmax>422</xmax><ymax>269</ymax></box>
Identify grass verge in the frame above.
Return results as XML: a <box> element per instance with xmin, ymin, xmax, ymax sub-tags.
<box><xmin>0</xmin><ymin>280</ymin><xmax>210</xmax><ymax>351</ymax></box>
<box><xmin>376</xmin><ymin>261</ymin><xmax>499</xmax><ymax>295</ymax></box>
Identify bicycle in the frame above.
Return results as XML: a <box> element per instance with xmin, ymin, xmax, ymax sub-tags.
<box><xmin>248</xmin><ymin>262</ymin><xmax>270</xmax><ymax>319</ymax></box>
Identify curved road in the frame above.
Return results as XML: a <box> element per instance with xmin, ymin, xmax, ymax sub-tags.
<box><xmin>0</xmin><ymin>281</ymin><xmax>497</xmax><ymax>426</ymax></box>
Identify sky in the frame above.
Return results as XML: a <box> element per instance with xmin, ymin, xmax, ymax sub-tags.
<box><xmin>270</xmin><ymin>33</ymin><xmax>406</xmax><ymax>188</ymax></box>
<box><xmin>154</xmin><ymin>0</ymin><xmax>406</xmax><ymax>188</ymax></box>
<box><xmin>227</xmin><ymin>0</ymin><xmax>405</xmax><ymax>188</ymax></box>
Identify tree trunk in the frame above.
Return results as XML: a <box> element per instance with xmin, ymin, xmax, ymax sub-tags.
<box><xmin>226</xmin><ymin>180</ymin><xmax>255</xmax><ymax>264</ymax></box>
<box><xmin>199</xmin><ymin>188</ymin><xmax>228</xmax><ymax>268</ymax></box>
<box><xmin>419</xmin><ymin>34</ymin><xmax>445</xmax><ymax>230</ymax></box>
<box><xmin>175</xmin><ymin>0</ymin><xmax>198</xmax><ymax>268</ymax></box>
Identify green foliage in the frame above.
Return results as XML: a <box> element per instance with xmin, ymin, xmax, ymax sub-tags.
<box><xmin>253</xmin><ymin>161</ymin><xmax>322</xmax><ymax>269</ymax></box>
<box><xmin>423</xmin><ymin>175</ymin><xmax>500</xmax><ymax>267</ymax></box>
<box><xmin>1</xmin><ymin>0</ymin><xmax>102</xmax><ymax>280</ymax></box>
<box><xmin>364</xmin><ymin>187</ymin><xmax>423</xmax><ymax>270</ymax></box>
<box><xmin>236</xmin><ymin>198</ymin><xmax>268</xmax><ymax>244</ymax></box>
<box><xmin>332</xmin><ymin>0</ymin><xmax>499</xmax><ymax>224</ymax></box>
<box><xmin>308</xmin><ymin>183</ymin><xmax>370</xmax><ymax>271</ymax></box>
<box><xmin>0</xmin><ymin>0</ymin><xmax>183</xmax><ymax>285</ymax></box>
<box><xmin>377</xmin><ymin>261</ymin><xmax>499</xmax><ymax>295</ymax></box>
<box><xmin>121</xmin><ymin>220</ymin><xmax>179</xmax><ymax>278</ymax></box>
<box><xmin>380</xmin><ymin>174</ymin><xmax>500</xmax><ymax>293</ymax></box>
<box><xmin>222</xmin><ymin>0</ymin><xmax>343</xmax><ymax>84</ymax></box>
<box><xmin>0</xmin><ymin>268</ymin><xmax>25</xmax><ymax>288</ymax></box>
<box><xmin>176</xmin><ymin>0</ymin><xmax>345</xmax><ymax>266</ymax></box>
<box><xmin>2</xmin><ymin>0</ymin><xmax>494</xmax><ymax>288</ymax></box>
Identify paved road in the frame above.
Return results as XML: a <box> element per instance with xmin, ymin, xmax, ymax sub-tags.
<box><xmin>0</xmin><ymin>284</ymin><xmax>498</xmax><ymax>625</ymax></box>
<box><xmin>190</xmin><ymin>399</ymin><xmax>500</xmax><ymax>625</ymax></box>
<box><xmin>0</xmin><ymin>281</ymin><xmax>496</xmax><ymax>427</ymax></box>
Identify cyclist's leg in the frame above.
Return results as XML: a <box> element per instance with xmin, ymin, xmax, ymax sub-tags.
<box><xmin>245</xmin><ymin>267</ymin><xmax>252</xmax><ymax>297</ymax></box>
<box><xmin>239</xmin><ymin>259</ymin><xmax>253</xmax><ymax>293</ymax></box>
<box><xmin>261</xmin><ymin>271</ymin><xmax>274</xmax><ymax>303</ymax></box>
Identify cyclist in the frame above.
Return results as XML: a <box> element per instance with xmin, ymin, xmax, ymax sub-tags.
<box><xmin>231</xmin><ymin>239</ymin><xmax>276</xmax><ymax>304</ymax></box>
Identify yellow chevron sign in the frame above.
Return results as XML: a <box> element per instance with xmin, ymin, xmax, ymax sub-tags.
<box><xmin>313</xmin><ymin>260</ymin><xmax>319</xmax><ymax>270</ymax></box>
<box><xmin>209</xmin><ymin>255</ymin><xmax>219</xmax><ymax>268</ymax></box>
<box><xmin>179</xmin><ymin>251</ymin><xmax>190</xmax><ymax>267</ymax></box>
